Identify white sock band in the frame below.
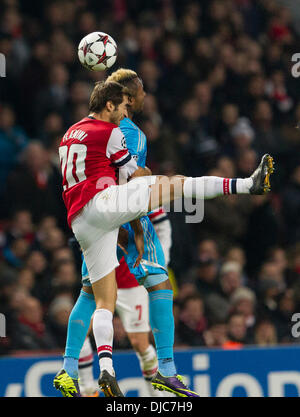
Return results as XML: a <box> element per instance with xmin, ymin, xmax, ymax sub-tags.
<box><xmin>183</xmin><ymin>176</ymin><xmax>253</xmax><ymax>199</ymax></box>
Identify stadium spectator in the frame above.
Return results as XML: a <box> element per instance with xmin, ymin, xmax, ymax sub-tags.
<box><xmin>0</xmin><ymin>105</ymin><xmax>28</xmax><ymax>195</ymax></box>
<box><xmin>203</xmin><ymin>319</ymin><xmax>228</xmax><ymax>348</ymax></box>
<box><xmin>17</xmin><ymin>268</ymin><xmax>35</xmax><ymax>294</ymax></box>
<box><xmin>205</xmin><ymin>261</ymin><xmax>242</xmax><ymax>322</ymax></box>
<box><xmin>230</xmin><ymin>287</ymin><xmax>257</xmax><ymax>339</ymax></box>
<box><xmin>192</xmin><ymin>256</ymin><xmax>219</xmax><ymax>297</ymax></box>
<box><xmin>273</xmin><ymin>289</ymin><xmax>297</xmax><ymax>343</ymax></box>
<box><xmin>177</xmin><ymin>295</ymin><xmax>207</xmax><ymax>347</ymax></box>
<box><xmin>223</xmin><ymin>313</ymin><xmax>249</xmax><ymax>348</ymax></box>
<box><xmin>11</xmin><ymin>295</ymin><xmax>57</xmax><ymax>350</ymax></box>
<box><xmin>282</xmin><ymin>166</ymin><xmax>300</xmax><ymax>245</ymax></box>
<box><xmin>47</xmin><ymin>295</ymin><xmax>74</xmax><ymax>349</ymax></box>
<box><xmin>253</xmin><ymin>319</ymin><xmax>278</xmax><ymax>346</ymax></box>
<box><xmin>2</xmin><ymin>142</ymin><xmax>65</xmax><ymax>225</ymax></box>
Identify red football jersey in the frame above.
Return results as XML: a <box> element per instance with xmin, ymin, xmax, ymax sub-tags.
<box><xmin>116</xmin><ymin>256</ymin><xmax>139</xmax><ymax>289</ymax></box>
<box><xmin>59</xmin><ymin>117</ymin><xmax>134</xmax><ymax>226</ymax></box>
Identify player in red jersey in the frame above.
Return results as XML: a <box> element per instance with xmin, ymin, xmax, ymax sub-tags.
<box><xmin>55</xmin><ymin>81</ymin><xmax>147</xmax><ymax>397</ymax></box>
<box><xmin>55</xmin><ymin>80</ymin><xmax>274</xmax><ymax>397</ymax></box>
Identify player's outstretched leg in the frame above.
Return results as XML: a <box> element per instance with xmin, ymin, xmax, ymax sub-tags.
<box><xmin>148</xmin><ymin>154</ymin><xmax>275</xmax><ymax>212</ymax></box>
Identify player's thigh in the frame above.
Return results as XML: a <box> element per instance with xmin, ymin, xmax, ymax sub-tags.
<box><xmin>116</xmin><ymin>286</ymin><xmax>150</xmax><ymax>333</ymax></box>
<box><xmin>73</xmin><ymin>178</ymin><xmax>156</xmax><ymax>235</ymax></box>
<box><xmin>148</xmin><ymin>175</ymin><xmax>186</xmax><ymax>211</ymax></box>
<box><xmin>72</xmin><ymin>215</ymin><xmax>119</xmax><ymax>284</ymax></box>
<box><xmin>110</xmin><ymin>176</ymin><xmax>157</xmax><ymax>226</ymax></box>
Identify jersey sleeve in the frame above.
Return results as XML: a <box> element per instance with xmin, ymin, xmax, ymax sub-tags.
<box><xmin>106</xmin><ymin>127</ymin><xmax>138</xmax><ymax>177</ymax></box>
<box><xmin>139</xmin><ymin>138</ymin><xmax>147</xmax><ymax>168</ymax></box>
<box><xmin>119</xmin><ymin>123</ymin><xmax>137</xmax><ymax>156</ymax></box>
<box><xmin>120</xmin><ymin>121</ymin><xmax>146</xmax><ymax>168</ymax></box>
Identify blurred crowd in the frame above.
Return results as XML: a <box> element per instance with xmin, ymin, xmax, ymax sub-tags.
<box><xmin>1</xmin><ymin>0</ymin><xmax>300</xmax><ymax>355</ymax></box>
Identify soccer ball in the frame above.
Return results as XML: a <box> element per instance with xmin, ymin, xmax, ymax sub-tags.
<box><xmin>78</xmin><ymin>31</ymin><xmax>117</xmax><ymax>71</ymax></box>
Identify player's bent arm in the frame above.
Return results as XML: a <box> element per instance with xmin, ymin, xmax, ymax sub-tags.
<box><xmin>118</xmin><ymin>164</ymin><xmax>150</xmax><ymax>184</ymax></box>
<box><xmin>118</xmin><ymin>160</ymin><xmax>139</xmax><ymax>184</ymax></box>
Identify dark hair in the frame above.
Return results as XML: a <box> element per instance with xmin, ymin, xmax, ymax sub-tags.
<box><xmin>88</xmin><ymin>81</ymin><xmax>129</xmax><ymax>113</ymax></box>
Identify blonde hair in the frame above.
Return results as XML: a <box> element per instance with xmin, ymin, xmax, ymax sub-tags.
<box><xmin>106</xmin><ymin>68</ymin><xmax>139</xmax><ymax>96</ymax></box>
<box><xmin>106</xmin><ymin>68</ymin><xmax>138</xmax><ymax>84</ymax></box>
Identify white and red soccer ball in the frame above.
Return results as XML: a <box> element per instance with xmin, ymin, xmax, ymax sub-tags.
<box><xmin>78</xmin><ymin>31</ymin><xmax>117</xmax><ymax>71</ymax></box>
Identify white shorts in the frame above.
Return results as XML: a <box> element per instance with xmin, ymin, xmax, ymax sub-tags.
<box><xmin>72</xmin><ymin>176</ymin><xmax>157</xmax><ymax>284</ymax></box>
<box><xmin>116</xmin><ymin>286</ymin><xmax>150</xmax><ymax>333</ymax></box>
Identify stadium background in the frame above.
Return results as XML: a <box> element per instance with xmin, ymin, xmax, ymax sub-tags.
<box><xmin>1</xmin><ymin>0</ymin><xmax>300</xmax><ymax>396</ymax></box>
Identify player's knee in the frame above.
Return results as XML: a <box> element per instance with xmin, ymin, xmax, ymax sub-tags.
<box><xmin>129</xmin><ymin>337</ymin><xmax>140</xmax><ymax>352</ymax></box>
<box><xmin>82</xmin><ymin>285</ymin><xmax>93</xmax><ymax>294</ymax></box>
<box><xmin>161</xmin><ymin>278</ymin><xmax>172</xmax><ymax>290</ymax></box>
<box><xmin>95</xmin><ymin>297</ymin><xmax>116</xmax><ymax>312</ymax></box>
<box><xmin>147</xmin><ymin>278</ymin><xmax>172</xmax><ymax>292</ymax></box>
<box><xmin>128</xmin><ymin>334</ymin><xmax>149</xmax><ymax>353</ymax></box>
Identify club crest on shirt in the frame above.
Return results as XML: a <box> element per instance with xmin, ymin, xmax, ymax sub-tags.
<box><xmin>121</xmin><ymin>136</ymin><xmax>126</xmax><ymax>148</ymax></box>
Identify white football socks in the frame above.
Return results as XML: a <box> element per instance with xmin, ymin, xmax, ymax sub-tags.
<box><xmin>136</xmin><ymin>344</ymin><xmax>158</xmax><ymax>380</ymax></box>
<box><xmin>236</xmin><ymin>177</ymin><xmax>253</xmax><ymax>194</ymax></box>
<box><xmin>136</xmin><ymin>344</ymin><xmax>164</xmax><ymax>397</ymax></box>
<box><xmin>183</xmin><ymin>176</ymin><xmax>253</xmax><ymax>199</ymax></box>
<box><xmin>93</xmin><ymin>309</ymin><xmax>115</xmax><ymax>376</ymax></box>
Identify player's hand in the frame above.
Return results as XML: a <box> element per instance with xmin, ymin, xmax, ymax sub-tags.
<box><xmin>117</xmin><ymin>227</ymin><xmax>128</xmax><ymax>254</ymax></box>
<box><xmin>130</xmin><ymin>219</ymin><xmax>144</xmax><ymax>267</ymax></box>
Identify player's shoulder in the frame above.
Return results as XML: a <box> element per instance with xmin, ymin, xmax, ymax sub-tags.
<box><xmin>65</xmin><ymin>117</ymin><xmax>116</xmax><ymax>132</ymax></box>
<box><xmin>120</xmin><ymin>117</ymin><xmax>139</xmax><ymax>132</ymax></box>
<box><xmin>86</xmin><ymin>117</ymin><xmax>118</xmax><ymax>132</ymax></box>
<box><xmin>61</xmin><ymin>117</ymin><xmax>119</xmax><ymax>146</ymax></box>
<box><xmin>120</xmin><ymin>118</ymin><xmax>146</xmax><ymax>148</ymax></box>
